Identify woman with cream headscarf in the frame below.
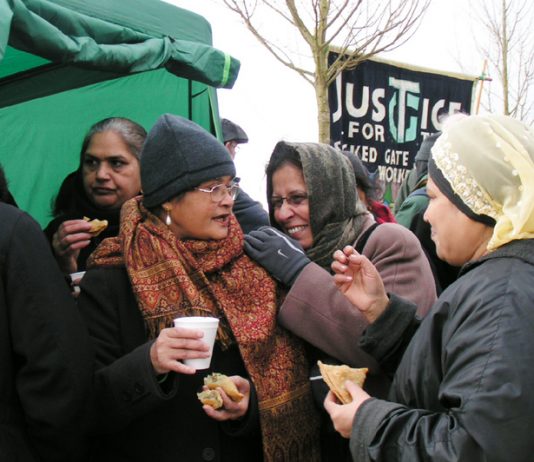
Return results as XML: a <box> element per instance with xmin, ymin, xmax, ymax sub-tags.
<box><xmin>325</xmin><ymin>114</ymin><xmax>534</xmax><ymax>462</ymax></box>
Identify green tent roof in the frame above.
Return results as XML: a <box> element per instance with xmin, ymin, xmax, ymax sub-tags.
<box><xmin>0</xmin><ymin>0</ymin><xmax>240</xmax><ymax>106</ymax></box>
<box><xmin>0</xmin><ymin>0</ymin><xmax>239</xmax><ymax>225</ymax></box>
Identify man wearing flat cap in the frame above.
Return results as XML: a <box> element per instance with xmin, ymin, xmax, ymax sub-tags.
<box><xmin>221</xmin><ymin>118</ymin><xmax>269</xmax><ymax>234</ymax></box>
<box><xmin>222</xmin><ymin>118</ymin><xmax>248</xmax><ymax>160</ymax></box>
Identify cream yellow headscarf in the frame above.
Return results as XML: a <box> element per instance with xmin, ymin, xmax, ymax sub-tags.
<box><xmin>431</xmin><ymin>114</ymin><xmax>534</xmax><ymax>251</ymax></box>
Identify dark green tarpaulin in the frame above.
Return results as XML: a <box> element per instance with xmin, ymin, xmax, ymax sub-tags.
<box><xmin>0</xmin><ymin>0</ymin><xmax>240</xmax><ymax>226</ymax></box>
<box><xmin>1</xmin><ymin>0</ymin><xmax>239</xmax><ymax>91</ymax></box>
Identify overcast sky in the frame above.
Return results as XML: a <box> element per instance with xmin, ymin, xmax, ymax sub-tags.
<box><xmin>170</xmin><ymin>0</ymin><xmax>487</xmax><ymax>207</ymax></box>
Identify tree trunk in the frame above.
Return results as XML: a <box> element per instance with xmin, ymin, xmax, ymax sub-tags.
<box><xmin>316</xmin><ymin>78</ymin><xmax>331</xmax><ymax>143</ymax></box>
<box><xmin>315</xmin><ymin>48</ymin><xmax>331</xmax><ymax>144</ymax></box>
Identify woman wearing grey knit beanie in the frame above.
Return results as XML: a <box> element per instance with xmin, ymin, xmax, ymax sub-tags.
<box><xmin>77</xmin><ymin>114</ymin><xmax>321</xmax><ymax>462</ymax></box>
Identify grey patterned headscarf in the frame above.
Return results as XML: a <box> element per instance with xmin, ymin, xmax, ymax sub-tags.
<box><xmin>266</xmin><ymin>141</ymin><xmax>368</xmax><ymax>271</ymax></box>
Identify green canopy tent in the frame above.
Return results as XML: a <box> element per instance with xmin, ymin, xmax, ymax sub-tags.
<box><xmin>0</xmin><ymin>0</ymin><xmax>240</xmax><ymax>226</ymax></box>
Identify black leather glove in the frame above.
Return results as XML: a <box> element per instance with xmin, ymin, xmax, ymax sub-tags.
<box><xmin>244</xmin><ymin>226</ymin><xmax>311</xmax><ymax>286</ymax></box>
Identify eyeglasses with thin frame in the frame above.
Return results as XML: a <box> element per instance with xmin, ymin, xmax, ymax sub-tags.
<box><xmin>271</xmin><ymin>193</ymin><xmax>308</xmax><ymax>209</ymax></box>
<box><xmin>195</xmin><ymin>179</ymin><xmax>240</xmax><ymax>202</ymax></box>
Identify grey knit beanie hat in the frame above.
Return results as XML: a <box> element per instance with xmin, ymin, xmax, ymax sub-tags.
<box><xmin>141</xmin><ymin>114</ymin><xmax>236</xmax><ymax>207</ymax></box>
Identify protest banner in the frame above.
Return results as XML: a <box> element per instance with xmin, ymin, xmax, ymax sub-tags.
<box><xmin>329</xmin><ymin>53</ymin><xmax>476</xmax><ymax>203</ymax></box>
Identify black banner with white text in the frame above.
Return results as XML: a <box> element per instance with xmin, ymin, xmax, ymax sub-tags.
<box><xmin>328</xmin><ymin>53</ymin><xmax>475</xmax><ymax>202</ymax></box>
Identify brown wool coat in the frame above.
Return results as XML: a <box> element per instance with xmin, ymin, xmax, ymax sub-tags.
<box><xmin>278</xmin><ymin>214</ymin><xmax>436</xmax><ymax>396</ymax></box>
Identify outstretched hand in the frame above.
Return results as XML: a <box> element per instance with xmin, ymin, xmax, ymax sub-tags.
<box><xmin>331</xmin><ymin>245</ymin><xmax>389</xmax><ymax>324</ymax></box>
<box><xmin>324</xmin><ymin>380</ymin><xmax>371</xmax><ymax>439</ymax></box>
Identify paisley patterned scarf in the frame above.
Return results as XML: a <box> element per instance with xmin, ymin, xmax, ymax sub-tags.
<box><xmin>89</xmin><ymin>197</ymin><xmax>320</xmax><ymax>462</ymax></box>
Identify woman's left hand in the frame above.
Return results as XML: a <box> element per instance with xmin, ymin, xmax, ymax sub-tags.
<box><xmin>332</xmin><ymin>245</ymin><xmax>389</xmax><ymax>324</ymax></box>
<box><xmin>323</xmin><ymin>380</ymin><xmax>371</xmax><ymax>438</ymax></box>
<box><xmin>202</xmin><ymin>375</ymin><xmax>251</xmax><ymax>421</ymax></box>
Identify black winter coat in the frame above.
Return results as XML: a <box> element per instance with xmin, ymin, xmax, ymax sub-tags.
<box><xmin>232</xmin><ymin>188</ymin><xmax>269</xmax><ymax>234</ymax></box>
<box><xmin>0</xmin><ymin>204</ymin><xmax>93</xmax><ymax>462</ymax></box>
<box><xmin>78</xmin><ymin>267</ymin><xmax>263</xmax><ymax>462</ymax></box>
<box><xmin>351</xmin><ymin>239</ymin><xmax>534</xmax><ymax>462</ymax></box>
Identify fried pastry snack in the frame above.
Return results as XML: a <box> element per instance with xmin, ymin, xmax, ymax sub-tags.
<box><xmin>197</xmin><ymin>390</ymin><xmax>223</xmax><ymax>409</ymax></box>
<box><xmin>204</xmin><ymin>373</ymin><xmax>244</xmax><ymax>402</ymax></box>
<box><xmin>318</xmin><ymin>361</ymin><xmax>368</xmax><ymax>404</ymax></box>
<box><xmin>83</xmin><ymin>216</ymin><xmax>109</xmax><ymax>236</ymax></box>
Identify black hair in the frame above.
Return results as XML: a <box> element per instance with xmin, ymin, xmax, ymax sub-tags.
<box><xmin>265</xmin><ymin>141</ymin><xmax>303</xmax><ymax>223</ymax></box>
<box><xmin>51</xmin><ymin>171</ymin><xmax>77</xmax><ymax>217</ymax></box>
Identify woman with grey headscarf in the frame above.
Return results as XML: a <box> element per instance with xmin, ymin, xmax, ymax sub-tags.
<box><xmin>245</xmin><ymin>141</ymin><xmax>437</xmax><ymax>364</ymax></box>
<box><xmin>245</xmin><ymin>141</ymin><xmax>437</xmax><ymax>461</ymax></box>
<box><xmin>326</xmin><ymin>114</ymin><xmax>534</xmax><ymax>462</ymax></box>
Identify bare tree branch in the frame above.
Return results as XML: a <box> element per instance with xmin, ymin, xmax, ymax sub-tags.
<box><xmin>219</xmin><ymin>0</ymin><xmax>430</xmax><ymax>141</ymax></box>
<box><xmin>473</xmin><ymin>0</ymin><xmax>534</xmax><ymax>124</ymax></box>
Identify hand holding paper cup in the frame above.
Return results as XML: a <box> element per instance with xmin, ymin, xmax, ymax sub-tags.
<box><xmin>173</xmin><ymin>316</ymin><xmax>219</xmax><ymax>370</ymax></box>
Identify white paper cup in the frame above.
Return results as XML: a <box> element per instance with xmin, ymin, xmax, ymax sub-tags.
<box><xmin>70</xmin><ymin>271</ymin><xmax>86</xmax><ymax>283</ymax></box>
<box><xmin>173</xmin><ymin>316</ymin><xmax>219</xmax><ymax>369</ymax></box>
<box><xmin>69</xmin><ymin>271</ymin><xmax>86</xmax><ymax>295</ymax></box>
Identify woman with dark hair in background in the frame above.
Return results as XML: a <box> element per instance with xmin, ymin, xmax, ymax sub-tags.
<box><xmin>44</xmin><ymin>117</ymin><xmax>146</xmax><ymax>274</ymax></box>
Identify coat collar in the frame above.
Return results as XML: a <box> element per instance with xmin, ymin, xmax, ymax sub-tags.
<box><xmin>460</xmin><ymin>239</ymin><xmax>534</xmax><ymax>276</ymax></box>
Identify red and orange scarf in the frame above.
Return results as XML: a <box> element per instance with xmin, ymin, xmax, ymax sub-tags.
<box><xmin>89</xmin><ymin>197</ymin><xmax>320</xmax><ymax>462</ymax></box>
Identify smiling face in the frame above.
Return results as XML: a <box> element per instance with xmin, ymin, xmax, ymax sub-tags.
<box><xmin>163</xmin><ymin>176</ymin><xmax>235</xmax><ymax>240</ymax></box>
<box><xmin>82</xmin><ymin>130</ymin><xmax>141</xmax><ymax>210</ymax></box>
<box><xmin>271</xmin><ymin>163</ymin><xmax>313</xmax><ymax>250</ymax></box>
<box><xmin>424</xmin><ymin>177</ymin><xmax>493</xmax><ymax>266</ymax></box>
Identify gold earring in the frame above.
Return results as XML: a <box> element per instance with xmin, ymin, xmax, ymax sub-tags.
<box><xmin>165</xmin><ymin>209</ymin><xmax>172</xmax><ymax>226</ymax></box>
